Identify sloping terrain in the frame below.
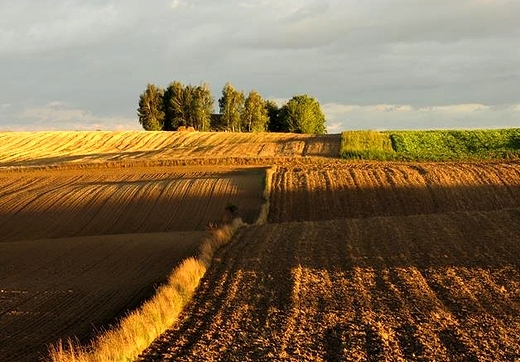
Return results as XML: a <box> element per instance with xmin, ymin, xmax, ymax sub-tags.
<box><xmin>139</xmin><ymin>210</ymin><xmax>520</xmax><ymax>361</ymax></box>
<box><xmin>269</xmin><ymin>162</ymin><xmax>520</xmax><ymax>222</ymax></box>
<box><xmin>0</xmin><ymin>167</ymin><xmax>265</xmax><ymax>242</ymax></box>
<box><xmin>139</xmin><ymin>160</ymin><xmax>520</xmax><ymax>361</ymax></box>
<box><xmin>0</xmin><ymin>131</ymin><xmax>341</xmax><ymax>168</ymax></box>
<box><xmin>0</xmin><ymin>166</ymin><xmax>266</xmax><ymax>362</ymax></box>
<box><xmin>0</xmin><ymin>232</ymin><xmax>203</xmax><ymax>362</ymax></box>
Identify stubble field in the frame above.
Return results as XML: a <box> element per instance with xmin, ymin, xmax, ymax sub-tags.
<box><xmin>0</xmin><ymin>131</ymin><xmax>340</xmax><ymax>168</ymax></box>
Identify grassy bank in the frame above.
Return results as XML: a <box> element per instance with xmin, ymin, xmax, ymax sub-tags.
<box><xmin>47</xmin><ymin>218</ymin><xmax>244</xmax><ymax>362</ymax></box>
<box><xmin>341</xmin><ymin>128</ymin><xmax>520</xmax><ymax>161</ymax></box>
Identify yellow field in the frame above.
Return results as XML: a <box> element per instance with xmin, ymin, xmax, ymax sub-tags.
<box><xmin>0</xmin><ymin>131</ymin><xmax>341</xmax><ymax>168</ymax></box>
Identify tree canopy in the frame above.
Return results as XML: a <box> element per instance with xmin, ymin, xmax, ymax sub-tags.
<box><xmin>163</xmin><ymin>81</ymin><xmax>213</xmax><ymax>131</ymax></box>
<box><xmin>137</xmin><ymin>84</ymin><xmax>165</xmax><ymax>131</ymax></box>
<box><xmin>218</xmin><ymin>83</ymin><xmax>245</xmax><ymax>132</ymax></box>
<box><xmin>243</xmin><ymin>90</ymin><xmax>269</xmax><ymax>132</ymax></box>
<box><xmin>278</xmin><ymin>95</ymin><xmax>326</xmax><ymax>134</ymax></box>
<box><xmin>137</xmin><ymin>81</ymin><xmax>327</xmax><ymax>134</ymax></box>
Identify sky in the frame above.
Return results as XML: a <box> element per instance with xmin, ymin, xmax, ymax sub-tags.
<box><xmin>0</xmin><ymin>0</ymin><xmax>519</xmax><ymax>132</ymax></box>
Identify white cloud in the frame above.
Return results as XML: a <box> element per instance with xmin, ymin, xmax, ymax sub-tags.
<box><xmin>2</xmin><ymin>102</ymin><xmax>139</xmax><ymax>131</ymax></box>
<box><xmin>323</xmin><ymin>102</ymin><xmax>520</xmax><ymax>132</ymax></box>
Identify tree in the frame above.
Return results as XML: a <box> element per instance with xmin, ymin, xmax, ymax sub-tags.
<box><xmin>266</xmin><ymin>100</ymin><xmax>283</xmax><ymax>132</ymax></box>
<box><xmin>218</xmin><ymin>83</ymin><xmax>245</xmax><ymax>132</ymax></box>
<box><xmin>163</xmin><ymin>81</ymin><xmax>214</xmax><ymax>131</ymax></box>
<box><xmin>163</xmin><ymin>81</ymin><xmax>184</xmax><ymax>131</ymax></box>
<box><xmin>242</xmin><ymin>90</ymin><xmax>269</xmax><ymax>132</ymax></box>
<box><xmin>189</xmin><ymin>83</ymin><xmax>213</xmax><ymax>131</ymax></box>
<box><xmin>278</xmin><ymin>94</ymin><xmax>326</xmax><ymax>134</ymax></box>
<box><xmin>137</xmin><ymin>84</ymin><xmax>165</xmax><ymax>131</ymax></box>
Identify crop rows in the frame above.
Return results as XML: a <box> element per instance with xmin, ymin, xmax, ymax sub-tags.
<box><xmin>0</xmin><ymin>131</ymin><xmax>341</xmax><ymax>167</ymax></box>
<box><xmin>0</xmin><ymin>166</ymin><xmax>265</xmax><ymax>362</ymax></box>
<box><xmin>139</xmin><ymin>210</ymin><xmax>520</xmax><ymax>361</ymax></box>
<box><xmin>269</xmin><ymin>161</ymin><xmax>520</xmax><ymax>222</ymax></box>
<box><xmin>0</xmin><ymin>167</ymin><xmax>265</xmax><ymax>242</ymax></box>
<box><xmin>139</xmin><ymin>160</ymin><xmax>520</xmax><ymax>361</ymax></box>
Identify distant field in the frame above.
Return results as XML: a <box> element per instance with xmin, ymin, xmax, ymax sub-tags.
<box><xmin>0</xmin><ymin>131</ymin><xmax>341</xmax><ymax>168</ymax></box>
<box><xmin>341</xmin><ymin>129</ymin><xmax>520</xmax><ymax>161</ymax></box>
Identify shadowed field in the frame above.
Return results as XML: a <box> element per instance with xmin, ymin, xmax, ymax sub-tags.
<box><xmin>0</xmin><ymin>232</ymin><xmax>203</xmax><ymax>361</ymax></box>
<box><xmin>0</xmin><ymin>165</ymin><xmax>265</xmax><ymax>362</ymax></box>
<box><xmin>139</xmin><ymin>161</ymin><xmax>520</xmax><ymax>361</ymax></box>
<box><xmin>0</xmin><ymin>167</ymin><xmax>265</xmax><ymax>242</ymax></box>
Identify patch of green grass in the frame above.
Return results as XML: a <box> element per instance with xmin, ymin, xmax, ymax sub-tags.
<box><xmin>341</xmin><ymin>128</ymin><xmax>520</xmax><ymax>161</ymax></box>
<box><xmin>340</xmin><ymin>131</ymin><xmax>397</xmax><ymax>160</ymax></box>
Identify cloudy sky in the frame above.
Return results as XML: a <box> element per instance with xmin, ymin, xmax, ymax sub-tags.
<box><xmin>0</xmin><ymin>0</ymin><xmax>518</xmax><ymax>132</ymax></box>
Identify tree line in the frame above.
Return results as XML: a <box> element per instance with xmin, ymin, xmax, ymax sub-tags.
<box><xmin>137</xmin><ymin>81</ymin><xmax>326</xmax><ymax>134</ymax></box>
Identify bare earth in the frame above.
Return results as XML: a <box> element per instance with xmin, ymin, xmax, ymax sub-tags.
<box><xmin>0</xmin><ymin>164</ymin><xmax>265</xmax><ymax>362</ymax></box>
<box><xmin>2</xmin><ymin>131</ymin><xmax>520</xmax><ymax>362</ymax></box>
<box><xmin>0</xmin><ymin>232</ymin><xmax>203</xmax><ymax>361</ymax></box>
<box><xmin>139</xmin><ymin>161</ymin><xmax>520</xmax><ymax>361</ymax></box>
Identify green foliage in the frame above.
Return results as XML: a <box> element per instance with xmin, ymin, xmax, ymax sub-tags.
<box><xmin>137</xmin><ymin>84</ymin><xmax>165</xmax><ymax>131</ymax></box>
<box><xmin>163</xmin><ymin>81</ymin><xmax>213</xmax><ymax>131</ymax></box>
<box><xmin>218</xmin><ymin>83</ymin><xmax>245</xmax><ymax>132</ymax></box>
<box><xmin>340</xmin><ymin>131</ymin><xmax>396</xmax><ymax>160</ymax></box>
<box><xmin>340</xmin><ymin>128</ymin><xmax>520</xmax><ymax>161</ymax></box>
<box><xmin>265</xmin><ymin>100</ymin><xmax>282</xmax><ymax>132</ymax></box>
<box><xmin>278</xmin><ymin>95</ymin><xmax>326</xmax><ymax>134</ymax></box>
<box><xmin>163</xmin><ymin>81</ymin><xmax>184</xmax><ymax>131</ymax></box>
<box><xmin>243</xmin><ymin>90</ymin><xmax>269</xmax><ymax>132</ymax></box>
<box><xmin>139</xmin><ymin>80</ymin><xmax>329</xmax><ymax>134</ymax></box>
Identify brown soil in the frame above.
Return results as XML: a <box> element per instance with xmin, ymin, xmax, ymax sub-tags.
<box><xmin>0</xmin><ymin>167</ymin><xmax>265</xmax><ymax>242</ymax></box>
<box><xmin>0</xmin><ymin>166</ymin><xmax>265</xmax><ymax>362</ymax></box>
<box><xmin>269</xmin><ymin>161</ymin><xmax>520</xmax><ymax>222</ymax></box>
<box><xmin>138</xmin><ymin>160</ymin><xmax>520</xmax><ymax>361</ymax></box>
<box><xmin>139</xmin><ymin>210</ymin><xmax>520</xmax><ymax>361</ymax></box>
<box><xmin>0</xmin><ymin>232</ymin><xmax>203</xmax><ymax>362</ymax></box>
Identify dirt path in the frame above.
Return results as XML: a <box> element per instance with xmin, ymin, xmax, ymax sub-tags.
<box><xmin>138</xmin><ymin>209</ymin><xmax>520</xmax><ymax>361</ymax></box>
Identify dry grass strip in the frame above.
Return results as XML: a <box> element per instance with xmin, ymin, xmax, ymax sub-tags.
<box><xmin>255</xmin><ymin>166</ymin><xmax>275</xmax><ymax>225</ymax></box>
<box><xmin>47</xmin><ymin>218</ymin><xmax>244</xmax><ymax>362</ymax></box>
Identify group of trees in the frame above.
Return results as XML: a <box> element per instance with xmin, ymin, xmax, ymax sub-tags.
<box><xmin>138</xmin><ymin>81</ymin><xmax>326</xmax><ymax>134</ymax></box>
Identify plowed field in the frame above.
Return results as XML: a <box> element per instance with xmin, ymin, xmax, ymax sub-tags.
<box><xmin>269</xmin><ymin>162</ymin><xmax>520</xmax><ymax>222</ymax></box>
<box><xmin>140</xmin><ymin>161</ymin><xmax>520</xmax><ymax>361</ymax></box>
<box><xmin>0</xmin><ymin>131</ymin><xmax>341</xmax><ymax>167</ymax></box>
<box><xmin>0</xmin><ymin>167</ymin><xmax>265</xmax><ymax>242</ymax></box>
<box><xmin>0</xmin><ymin>232</ymin><xmax>203</xmax><ymax>362</ymax></box>
<box><xmin>0</xmin><ymin>166</ymin><xmax>265</xmax><ymax>362</ymax></box>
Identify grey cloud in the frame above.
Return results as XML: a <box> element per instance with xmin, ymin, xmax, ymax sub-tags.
<box><xmin>0</xmin><ymin>0</ymin><xmax>519</xmax><ymax>130</ymax></box>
